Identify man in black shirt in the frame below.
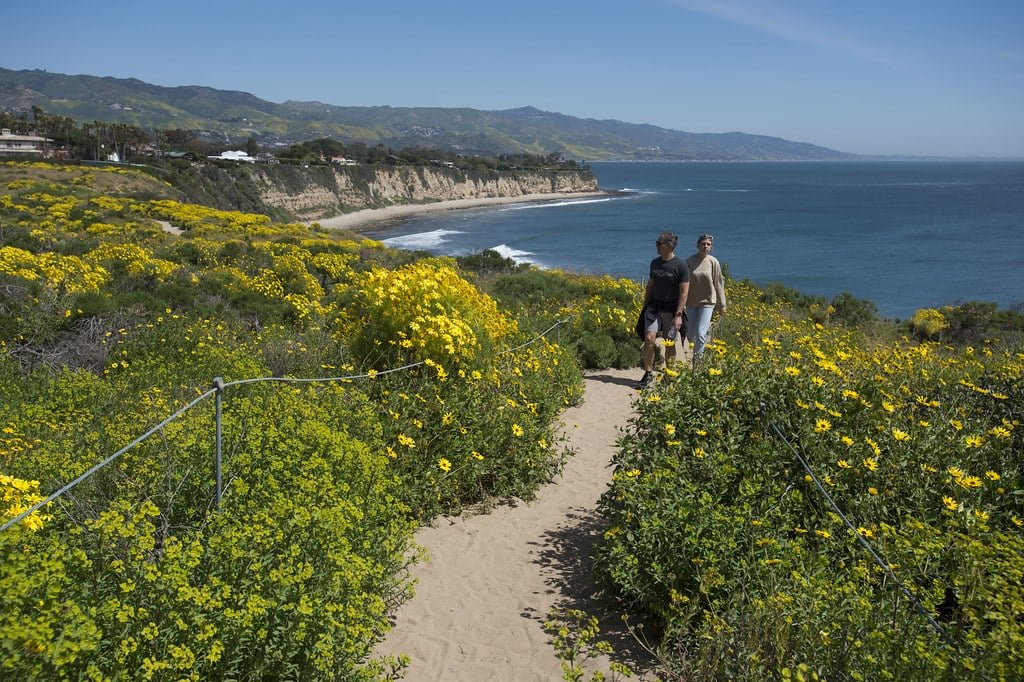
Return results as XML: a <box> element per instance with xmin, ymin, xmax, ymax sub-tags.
<box><xmin>637</xmin><ymin>231</ymin><xmax>689</xmax><ymax>388</ymax></box>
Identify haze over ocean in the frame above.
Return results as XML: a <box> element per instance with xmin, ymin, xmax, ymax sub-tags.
<box><xmin>375</xmin><ymin>161</ymin><xmax>1024</xmax><ymax>320</ymax></box>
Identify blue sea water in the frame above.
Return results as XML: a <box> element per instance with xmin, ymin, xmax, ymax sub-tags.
<box><xmin>373</xmin><ymin>161</ymin><xmax>1024</xmax><ymax>319</ymax></box>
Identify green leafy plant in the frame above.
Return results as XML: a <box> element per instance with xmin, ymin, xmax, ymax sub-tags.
<box><xmin>594</xmin><ymin>280</ymin><xmax>1023</xmax><ymax>681</ymax></box>
<box><xmin>543</xmin><ymin>608</ymin><xmax>638</xmax><ymax>682</ymax></box>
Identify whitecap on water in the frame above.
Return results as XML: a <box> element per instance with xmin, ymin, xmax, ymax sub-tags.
<box><xmin>381</xmin><ymin>228</ymin><xmax>464</xmax><ymax>249</ymax></box>
<box><xmin>490</xmin><ymin>243</ymin><xmax>545</xmax><ymax>268</ymax></box>
<box><xmin>499</xmin><ymin>197</ymin><xmax>615</xmax><ymax>211</ymax></box>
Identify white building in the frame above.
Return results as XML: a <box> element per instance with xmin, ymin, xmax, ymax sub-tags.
<box><xmin>0</xmin><ymin>128</ymin><xmax>51</xmax><ymax>158</ymax></box>
<box><xmin>208</xmin><ymin>150</ymin><xmax>256</xmax><ymax>163</ymax></box>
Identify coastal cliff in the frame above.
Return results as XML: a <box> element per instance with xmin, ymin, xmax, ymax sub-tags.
<box><xmin>252</xmin><ymin>164</ymin><xmax>599</xmax><ymax>221</ymax></box>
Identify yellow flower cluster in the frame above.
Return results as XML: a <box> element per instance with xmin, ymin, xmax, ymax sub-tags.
<box><xmin>728</xmin><ymin>282</ymin><xmax>1021</xmax><ymax>526</ymax></box>
<box><xmin>354</xmin><ymin>259</ymin><xmax>516</xmax><ymax>362</ymax></box>
<box><xmin>84</xmin><ymin>242</ymin><xmax>179</xmax><ymax>281</ymax></box>
<box><xmin>142</xmin><ymin>199</ymin><xmax>273</xmax><ymax>232</ymax></box>
<box><xmin>0</xmin><ymin>473</ymin><xmax>51</xmax><ymax>531</ymax></box>
<box><xmin>0</xmin><ymin>245</ymin><xmax>109</xmax><ymax>293</ymax></box>
<box><xmin>910</xmin><ymin>308</ymin><xmax>950</xmax><ymax>338</ymax></box>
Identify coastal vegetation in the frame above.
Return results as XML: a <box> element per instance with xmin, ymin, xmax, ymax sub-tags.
<box><xmin>595</xmin><ymin>280</ymin><xmax>1023</xmax><ymax>680</ymax></box>
<box><xmin>1</xmin><ymin>160</ymin><xmax>1021</xmax><ymax>680</ymax></box>
<box><xmin>0</xmin><ymin>107</ymin><xmax>585</xmax><ymax>175</ymax></box>
<box><xmin>0</xmin><ymin>161</ymin><xmax>593</xmax><ymax>678</ymax></box>
<box><xmin>0</xmin><ymin>110</ymin><xmax>598</xmax><ymax>225</ymax></box>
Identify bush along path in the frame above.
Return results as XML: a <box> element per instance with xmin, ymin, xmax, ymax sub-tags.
<box><xmin>373</xmin><ymin>366</ymin><xmax>670</xmax><ymax>681</ymax></box>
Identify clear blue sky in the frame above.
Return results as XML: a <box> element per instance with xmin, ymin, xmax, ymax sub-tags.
<box><xmin>3</xmin><ymin>0</ymin><xmax>1022</xmax><ymax>157</ymax></box>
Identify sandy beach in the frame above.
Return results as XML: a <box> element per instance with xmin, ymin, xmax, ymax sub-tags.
<box><xmin>372</xmin><ymin>366</ymin><xmax>675</xmax><ymax>681</ymax></box>
<box><xmin>312</xmin><ymin>192</ymin><xmax>609</xmax><ymax>232</ymax></box>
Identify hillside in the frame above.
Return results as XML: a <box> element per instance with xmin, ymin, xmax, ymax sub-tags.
<box><xmin>0</xmin><ymin>67</ymin><xmax>853</xmax><ymax>161</ymax></box>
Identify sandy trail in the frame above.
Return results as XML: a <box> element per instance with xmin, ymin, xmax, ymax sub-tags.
<box><xmin>373</xmin><ymin>366</ymin><xmax>670</xmax><ymax>681</ymax></box>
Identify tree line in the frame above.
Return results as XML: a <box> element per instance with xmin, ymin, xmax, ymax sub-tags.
<box><xmin>276</xmin><ymin>138</ymin><xmax>584</xmax><ymax>172</ymax></box>
<box><xmin>0</xmin><ymin>108</ymin><xmax>586</xmax><ymax>172</ymax></box>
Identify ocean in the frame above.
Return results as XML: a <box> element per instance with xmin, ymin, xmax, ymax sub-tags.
<box><xmin>373</xmin><ymin>161</ymin><xmax>1024</xmax><ymax>319</ymax></box>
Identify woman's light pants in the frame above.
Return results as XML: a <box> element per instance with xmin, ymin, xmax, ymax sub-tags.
<box><xmin>685</xmin><ymin>305</ymin><xmax>715</xmax><ymax>365</ymax></box>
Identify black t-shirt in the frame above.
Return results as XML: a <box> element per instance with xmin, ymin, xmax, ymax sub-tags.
<box><xmin>648</xmin><ymin>256</ymin><xmax>689</xmax><ymax>304</ymax></box>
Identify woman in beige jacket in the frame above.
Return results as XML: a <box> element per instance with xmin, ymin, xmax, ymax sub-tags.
<box><xmin>684</xmin><ymin>234</ymin><xmax>727</xmax><ymax>367</ymax></box>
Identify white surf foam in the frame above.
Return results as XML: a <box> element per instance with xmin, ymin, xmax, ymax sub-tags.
<box><xmin>381</xmin><ymin>228</ymin><xmax>464</xmax><ymax>250</ymax></box>
<box><xmin>490</xmin><ymin>243</ymin><xmax>545</xmax><ymax>268</ymax></box>
<box><xmin>499</xmin><ymin>197</ymin><xmax>615</xmax><ymax>212</ymax></box>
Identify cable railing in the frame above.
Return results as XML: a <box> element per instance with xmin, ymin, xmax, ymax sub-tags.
<box><xmin>758</xmin><ymin>401</ymin><xmax>987</xmax><ymax>675</ymax></box>
<box><xmin>1</xmin><ymin>314</ymin><xmax>578</xmax><ymax>534</ymax></box>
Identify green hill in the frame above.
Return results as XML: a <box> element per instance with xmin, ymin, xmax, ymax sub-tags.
<box><xmin>0</xmin><ymin>67</ymin><xmax>853</xmax><ymax>161</ymax></box>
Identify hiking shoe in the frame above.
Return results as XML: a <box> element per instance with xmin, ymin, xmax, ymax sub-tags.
<box><xmin>636</xmin><ymin>371</ymin><xmax>653</xmax><ymax>389</ymax></box>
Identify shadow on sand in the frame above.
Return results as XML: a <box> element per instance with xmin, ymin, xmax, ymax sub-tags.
<box><xmin>526</xmin><ymin>507</ymin><xmax>663</xmax><ymax>678</ymax></box>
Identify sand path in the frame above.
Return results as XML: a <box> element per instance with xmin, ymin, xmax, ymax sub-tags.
<box><xmin>374</xmin><ymin>367</ymin><xmax>666</xmax><ymax>681</ymax></box>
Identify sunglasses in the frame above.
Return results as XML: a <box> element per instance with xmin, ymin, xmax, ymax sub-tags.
<box><xmin>698</xmin><ymin>234</ymin><xmax>714</xmax><ymax>242</ymax></box>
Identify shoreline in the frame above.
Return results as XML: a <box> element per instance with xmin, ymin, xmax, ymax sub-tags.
<box><xmin>310</xmin><ymin>191</ymin><xmax>613</xmax><ymax>234</ymax></box>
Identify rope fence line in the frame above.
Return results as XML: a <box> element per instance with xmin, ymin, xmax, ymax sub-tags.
<box><xmin>0</xmin><ymin>388</ymin><xmax>217</xmax><ymax>533</ymax></box>
<box><xmin>2</xmin><ymin>314</ymin><xmax>580</xmax><ymax>534</ymax></box>
<box><xmin>758</xmin><ymin>401</ymin><xmax>971</xmax><ymax>660</ymax></box>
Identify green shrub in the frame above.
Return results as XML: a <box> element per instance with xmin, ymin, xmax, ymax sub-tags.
<box><xmin>1</xmin><ymin>365</ymin><xmax>415</xmax><ymax>680</ymax></box>
<box><xmin>594</xmin><ymin>280</ymin><xmax>1023</xmax><ymax>681</ymax></box>
<box><xmin>828</xmin><ymin>291</ymin><xmax>878</xmax><ymax>326</ymax></box>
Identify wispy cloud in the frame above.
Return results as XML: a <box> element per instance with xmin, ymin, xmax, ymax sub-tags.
<box><xmin>666</xmin><ymin>0</ymin><xmax>903</xmax><ymax>69</ymax></box>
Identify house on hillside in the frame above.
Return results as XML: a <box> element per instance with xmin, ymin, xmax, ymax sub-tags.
<box><xmin>0</xmin><ymin>128</ymin><xmax>51</xmax><ymax>158</ymax></box>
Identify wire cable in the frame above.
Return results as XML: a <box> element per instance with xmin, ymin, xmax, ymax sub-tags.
<box><xmin>2</xmin><ymin>314</ymin><xmax>579</xmax><ymax>533</ymax></box>
<box><xmin>759</xmin><ymin>401</ymin><xmax>960</xmax><ymax>651</ymax></box>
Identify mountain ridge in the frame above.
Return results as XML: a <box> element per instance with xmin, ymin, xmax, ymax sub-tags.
<box><xmin>0</xmin><ymin>67</ymin><xmax>854</xmax><ymax>161</ymax></box>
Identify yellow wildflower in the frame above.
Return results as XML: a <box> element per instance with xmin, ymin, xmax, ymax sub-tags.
<box><xmin>988</xmin><ymin>426</ymin><xmax>1011</xmax><ymax>440</ymax></box>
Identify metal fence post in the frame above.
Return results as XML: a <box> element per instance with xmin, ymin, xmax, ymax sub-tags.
<box><xmin>213</xmin><ymin>377</ymin><xmax>224</xmax><ymax>507</ymax></box>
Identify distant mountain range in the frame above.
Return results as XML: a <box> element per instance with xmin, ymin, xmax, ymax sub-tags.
<box><xmin>0</xmin><ymin>67</ymin><xmax>854</xmax><ymax>161</ymax></box>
